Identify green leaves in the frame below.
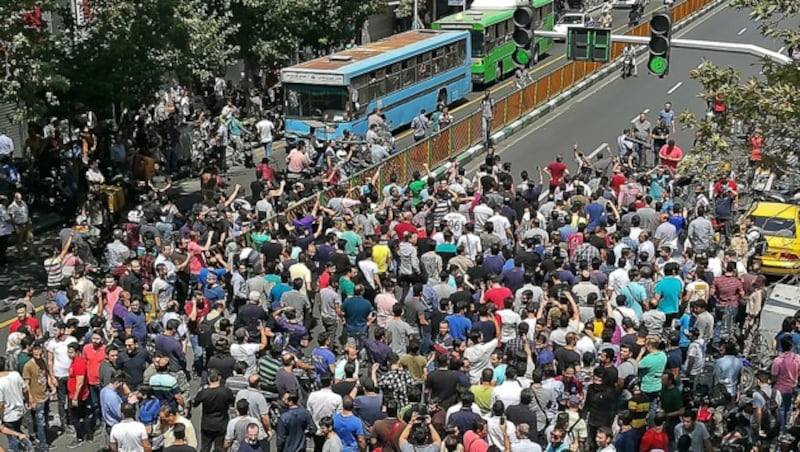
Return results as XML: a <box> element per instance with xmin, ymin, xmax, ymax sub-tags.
<box><xmin>681</xmin><ymin>2</ymin><xmax>800</xmax><ymax>181</ymax></box>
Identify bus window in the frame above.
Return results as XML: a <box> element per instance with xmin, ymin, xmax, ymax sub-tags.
<box><xmin>470</xmin><ymin>30</ymin><xmax>485</xmax><ymax>57</ymax></box>
<box><xmin>285</xmin><ymin>84</ymin><xmax>349</xmax><ymax>120</ymax></box>
<box><xmin>386</xmin><ymin>63</ymin><xmax>402</xmax><ymax>93</ymax></box>
<box><xmin>402</xmin><ymin>58</ymin><xmax>416</xmax><ymax>86</ymax></box>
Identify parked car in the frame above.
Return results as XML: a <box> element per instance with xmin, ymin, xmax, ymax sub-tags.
<box><xmin>746</xmin><ymin>201</ymin><xmax>800</xmax><ymax>275</ymax></box>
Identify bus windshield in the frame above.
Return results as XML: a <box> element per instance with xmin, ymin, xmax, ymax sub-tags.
<box><xmin>471</xmin><ymin>31</ymin><xmax>485</xmax><ymax>57</ymax></box>
<box><xmin>285</xmin><ymin>84</ymin><xmax>349</xmax><ymax>121</ymax></box>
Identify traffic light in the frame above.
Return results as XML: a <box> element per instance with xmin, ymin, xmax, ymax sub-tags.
<box><xmin>512</xmin><ymin>6</ymin><xmax>534</xmax><ymax>67</ymax></box>
<box><xmin>591</xmin><ymin>28</ymin><xmax>611</xmax><ymax>63</ymax></box>
<box><xmin>567</xmin><ymin>28</ymin><xmax>611</xmax><ymax>62</ymax></box>
<box><xmin>567</xmin><ymin>28</ymin><xmax>591</xmax><ymax>61</ymax></box>
<box><xmin>648</xmin><ymin>13</ymin><xmax>672</xmax><ymax>76</ymax></box>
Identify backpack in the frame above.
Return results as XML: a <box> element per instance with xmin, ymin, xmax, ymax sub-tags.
<box><xmin>754</xmin><ymin>388</ymin><xmax>780</xmax><ymax>439</ymax></box>
<box><xmin>197</xmin><ymin>314</ymin><xmax>218</xmax><ymax>349</ymax></box>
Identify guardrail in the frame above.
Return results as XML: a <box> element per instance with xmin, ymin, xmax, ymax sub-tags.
<box><xmin>279</xmin><ymin>0</ymin><xmax>713</xmax><ymax>219</ymax></box>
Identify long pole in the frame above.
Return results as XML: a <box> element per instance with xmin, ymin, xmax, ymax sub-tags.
<box><xmin>534</xmin><ymin>30</ymin><xmax>793</xmax><ymax>65</ymax></box>
<box><xmin>413</xmin><ymin>0</ymin><xmax>420</xmax><ymax>29</ymax></box>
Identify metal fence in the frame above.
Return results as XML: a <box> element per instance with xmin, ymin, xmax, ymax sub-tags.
<box><xmin>280</xmin><ymin>0</ymin><xmax>712</xmax><ymax>218</ymax></box>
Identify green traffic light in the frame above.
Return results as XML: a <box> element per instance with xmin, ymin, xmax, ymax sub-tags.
<box><xmin>514</xmin><ymin>50</ymin><xmax>531</xmax><ymax>66</ymax></box>
<box><xmin>649</xmin><ymin>56</ymin><xmax>668</xmax><ymax>75</ymax></box>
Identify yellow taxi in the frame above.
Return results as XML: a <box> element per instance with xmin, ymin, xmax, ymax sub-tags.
<box><xmin>747</xmin><ymin>202</ymin><xmax>800</xmax><ymax>275</ymax></box>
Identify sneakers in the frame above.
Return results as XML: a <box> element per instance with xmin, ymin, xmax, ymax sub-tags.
<box><xmin>67</xmin><ymin>439</ymin><xmax>84</xmax><ymax>449</ymax></box>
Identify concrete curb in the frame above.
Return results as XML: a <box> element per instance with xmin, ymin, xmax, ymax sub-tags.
<box><xmin>431</xmin><ymin>0</ymin><xmax>728</xmax><ymax>177</ymax></box>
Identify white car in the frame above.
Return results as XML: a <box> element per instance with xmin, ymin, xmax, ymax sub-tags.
<box><xmin>611</xmin><ymin>0</ymin><xmax>639</xmax><ymax>7</ymax></box>
<box><xmin>553</xmin><ymin>12</ymin><xmax>591</xmax><ymax>40</ymax></box>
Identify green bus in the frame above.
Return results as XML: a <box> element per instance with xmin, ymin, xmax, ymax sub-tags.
<box><xmin>432</xmin><ymin>0</ymin><xmax>555</xmax><ymax>85</ymax></box>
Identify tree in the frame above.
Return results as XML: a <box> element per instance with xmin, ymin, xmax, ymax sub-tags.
<box><xmin>678</xmin><ymin>0</ymin><xmax>800</xmax><ymax>181</ymax></box>
<box><xmin>57</xmin><ymin>0</ymin><xmax>238</xmax><ymax>117</ymax></box>
<box><xmin>0</xmin><ymin>0</ymin><xmax>67</xmax><ymax>122</ymax></box>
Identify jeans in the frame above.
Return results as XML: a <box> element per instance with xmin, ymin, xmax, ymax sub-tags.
<box><xmin>644</xmin><ymin>391</ymin><xmax>661</xmax><ymax>428</ymax></box>
<box><xmin>56</xmin><ymin>377</ymin><xmax>69</xmax><ymax>428</ymax></box>
<box><xmin>189</xmin><ymin>334</ymin><xmax>205</xmax><ymax>375</ymax></box>
<box><xmin>5</xmin><ymin>418</ymin><xmax>25</xmax><ymax>451</ymax></box>
<box><xmin>200</xmin><ymin>430</ymin><xmax>226</xmax><ymax>452</ymax></box>
<box><xmin>715</xmin><ymin>305</ymin><xmax>738</xmax><ymax>342</ymax></box>
<box><xmin>165</xmin><ymin>146</ymin><xmax>179</xmax><ymax>174</ymax></box>
<box><xmin>33</xmin><ymin>402</ymin><xmax>49</xmax><ymax>451</ymax></box>
<box><xmin>89</xmin><ymin>384</ymin><xmax>102</xmax><ymax>431</ymax></box>
<box><xmin>263</xmin><ymin>141</ymin><xmax>273</xmax><ymax>160</ymax></box>
<box><xmin>71</xmin><ymin>401</ymin><xmax>89</xmax><ymax>441</ymax></box>
<box><xmin>780</xmin><ymin>391</ymin><xmax>793</xmax><ymax>430</ymax></box>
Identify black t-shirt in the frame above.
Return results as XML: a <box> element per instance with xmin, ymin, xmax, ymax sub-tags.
<box><xmin>506</xmin><ymin>404</ymin><xmax>539</xmax><ymax>441</ymax></box>
<box><xmin>450</xmin><ymin>290</ymin><xmax>473</xmax><ymax>309</ymax></box>
<box><xmin>330</xmin><ymin>251</ymin><xmax>351</xmax><ymax>276</ymax></box>
<box><xmin>236</xmin><ymin>304</ymin><xmax>270</xmax><ymax>338</ymax></box>
<box><xmin>332</xmin><ymin>379</ymin><xmax>358</xmax><ymax>398</ymax></box>
<box><xmin>164</xmin><ymin>445</ymin><xmax>198</xmax><ymax>452</ymax></box>
<box><xmin>117</xmin><ymin>348</ymin><xmax>151</xmax><ymax>389</ymax></box>
<box><xmin>553</xmin><ymin>347</ymin><xmax>581</xmax><ymax>374</ymax></box>
<box><xmin>207</xmin><ymin>355</ymin><xmax>236</xmax><ymax>382</ymax></box>
<box><xmin>192</xmin><ymin>386</ymin><xmax>235</xmax><ymax>433</ymax></box>
<box><xmin>260</xmin><ymin>241</ymin><xmax>283</xmax><ymax>265</ymax></box>
<box><xmin>425</xmin><ymin>369</ymin><xmax>463</xmax><ymax>408</ymax></box>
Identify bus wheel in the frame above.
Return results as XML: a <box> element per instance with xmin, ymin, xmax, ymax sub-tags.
<box><xmin>532</xmin><ymin>47</ymin><xmax>540</xmax><ymax>65</ymax></box>
<box><xmin>437</xmin><ymin>89</ymin><xmax>448</xmax><ymax>106</ymax></box>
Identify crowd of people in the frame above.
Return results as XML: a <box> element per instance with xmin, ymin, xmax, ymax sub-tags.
<box><xmin>0</xmin><ymin>80</ymin><xmax>796</xmax><ymax>452</ymax></box>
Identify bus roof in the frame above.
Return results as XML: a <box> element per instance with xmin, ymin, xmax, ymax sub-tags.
<box><xmin>434</xmin><ymin>9</ymin><xmax>513</xmax><ymax>28</ymax></box>
<box><xmin>284</xmin><ymin>30</ymin><xmax>464</xmax><ymax>75</ymax></box>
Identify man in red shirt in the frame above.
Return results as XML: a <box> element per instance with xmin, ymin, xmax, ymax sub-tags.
<box><xmin>713</xmin><ymin>175</ymin><xmax>739</xmax><ymax>197</ymax></box>
<box><xmin>393</xmin><ymin>211</ymin><xmax>417</xmax><ymax>239</ymax></box>
<box><xmin>82</xmin><ymin>330</ymin><xmax>106</xmax><ymax>432</ymax></box>
<box><xmin>67</xmin><ymin>342</ymin><xmax>91</xmax><ymax>447</ymax></box>
<box><xmin>545</xmin><ymin>156</ymin><xmax>569</xmax><ymax>193</ymax></box>
<box><xmin>658</xmin><ymin>140</ymin><xmax>683</xmax><ymax>171</ymax></box>
<box><xmin>9</xmin><ymin>303</ymin><xmax>40</xmax><ymax>337</ymax></box>
<box><xmin>484</xmin><ymin>277</ymin><xmax>513</xmax><ymax>311</ymax></box>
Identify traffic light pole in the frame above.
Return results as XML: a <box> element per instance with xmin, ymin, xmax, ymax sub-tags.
<box><xmin>535</xmin><ymin>30</ymin><xmax>793</xmax><ymax>65</ymax></box>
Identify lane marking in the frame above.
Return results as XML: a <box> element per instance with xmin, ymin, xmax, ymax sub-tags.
<box><xmin>778</xmin><ymin>46</ymin><xmax>785</xmax><ymax>54</ymax></box>
<box><xmin>696</xmin><ymin>62</ymin><xmax>704</xmax><ymax>69</ymax></box>
<box><xmin>631</xmin><ymin>108</ymin><xmax>651</xmax><ymax>123</ymax></box>
<box><xmin>737</xmin><ymin>27</ymin><xmax>747</xmax><ymax>35</ymax></box>
<box><xmin>667</xmin><ymin>81</ymin><xmax>683</xmax><ymax>94</ymax></box>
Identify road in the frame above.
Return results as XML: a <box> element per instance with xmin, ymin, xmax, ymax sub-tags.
<box><xmin>0</xmin><ymin>2</ymin><xmax>780</xmax><ymax>450</ymax></box>
<box><xmin>464</xmin><ymin>0</ymin><xmax>782</xmax><ymax>178</ymax></box>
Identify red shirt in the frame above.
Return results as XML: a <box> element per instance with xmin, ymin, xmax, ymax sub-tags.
<box><xmin>547</xmin><ymin>161</ymin><xmax>567</xmax><ymax>186</ymax></box>
<box><xmin>256</xmin><ymin>163</ymin><xmax>275</xmax><ymax>182</ymax></box>
<box><xmin>484</xmin><ymin>286</ymin><xmax>513</xmax><ymax>310</ymax></box>
<box><xmin>67</xmin><ymin>356</ymin><xmax>90</xmax><ymax>401</ymax></box>
<box><xmin>393</xmin><ymin>222</ymin><xmax>417</xmax><ymax>240</ymax></box>
<box><xmin>713</xmin><ymin>179</ymin><xmax>738</xmax><ymax>196</ymax></box>
<box><xmin>82</xmin><ymin>343</ymin><xmax>106</xmax><ymax>385</ymax></box>
<box><xmin>9</xmin><ymin>317</ymin><xmax>39</xmax><ymax>335</ymax></box>
<box><xmin>658</xmin><ymin>144</ymin><xmax>683</xmax><ymax>171</ymax></box>
<box><xmin>610</xmin><ymin>173</ymin><xmax>627</xmax><ymax>194</ymax></box>
<box><xmin>639</xmin><ymin>427</ymin><xmax>669</xmax><ymax>451</ymax></box>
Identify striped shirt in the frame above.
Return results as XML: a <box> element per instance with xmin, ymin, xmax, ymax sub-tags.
<box><xmin>43</xmin><ymin>256</ymin><xmax>64</xmax><ymax>289</ymax></box>
<box><xmin>712</xmin><ymin>275</ymin><xmax>743</xmax><ymax>308</ymax></box>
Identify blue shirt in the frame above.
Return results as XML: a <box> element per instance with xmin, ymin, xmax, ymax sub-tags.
<box><xmin>654</xmin><ymin>276</ymin><xmax>682</xmax><ymax>314</ymax></box>
<box><xmin>445</xmin><ymin>314</ymin><xmax>472</xmax><ymax>341</ymax></box>
<box><xmin>277</xmin><ymin>407</ymin><xmax>314</xmax><ymax>452</ymax></box>
<box><xmin>100</xmin><ymin>385</ymin><xmax>123</xmax><ymax>426</ymax></box>
<box><xmin>585</xmin><ymin>202</ymin><xmax>605</xmax><ymax>230</ymax></box>
<box><xmin>341</xmin><ymin>296</ymin><xmax>372</xmax><ymax>334</ymax></box>
<box><xmin>678</xmin><ymin>313</ymin><xmax>692</xmax><ymax>347</ymax></box>
<box><xmin>332</xmin><ymin>412</ymin><xmax>364</xmax><ymax>452</ymax></box>
<box><xmin>270</xmin><ymin>283</ymin><xmax>292</xmax><ymax>308</ymax></box>
<box><xmin>198</xmin><ymin>267</ymin><xmax>227</xmax><ymax>287</ymax></box>
<box><xmin>124</xmin><ymin>311</ymin><xmax>147</xmax><ymax>343</ymax></box>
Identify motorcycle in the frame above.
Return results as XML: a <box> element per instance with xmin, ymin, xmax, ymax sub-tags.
<box><xmin>621</xmin><ymin>55</ymin><xmax>635</xmax><ymax>78</ymax></box>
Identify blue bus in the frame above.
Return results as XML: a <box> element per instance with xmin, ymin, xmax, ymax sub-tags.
<box><xmin>281</xmin><ymin>29</ymin><xmax>471</xmax><ymax>142</ymax></box>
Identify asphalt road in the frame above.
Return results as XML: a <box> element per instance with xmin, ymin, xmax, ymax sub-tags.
<box><xmin>464</xmin><ymin>1</ymin><xmax>783</xmax><ymax>177</ymax></box>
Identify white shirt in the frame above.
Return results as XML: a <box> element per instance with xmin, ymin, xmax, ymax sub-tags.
<box><xmin>109</xmin><ymin>419</ymin><xmax>149</xmax><ymax>452</ymax></box>
<box><xmin>457</xmin><ymin>233</ymin><xmax>482</xmax><ymax>261</ymax></box>
<box><xmin>443</xmin><ymin>212</ymin><xmax>468</xmax><ymax>239</ymax></box>
<box><xmin>46</xmin><ymin>336</ymin><xmax>77</xmax><ymax>378</ymax></box>
<box><xmin>486</xmin><ymin>416</ymin><xmax>517</xmax><ymax>447</ymax></box>
<box><xmin>255</xmin><ymin>119</ymin><xmax>275</xmax><ymax>144</ymax></box>
<box><xmin>357</xmin><ymin>259</ymin><xmax>380</xmax><ymax>290</ymax></box>
<box><xmin>86</xmin><ymin>168</ymin><xmax>106</xmax><ymax>184</ymax></box>
<box><xmin>0</xmin><ymin>372</ymin><xmax>27</xmax><ymax>422</ymax></box>
<box><xmin>0</xmin><ymin>134</ymin><xmax>13</xmax><ymax>156</ymax></box>
<box><xmin>488</xmin><ymin>214</ymin><xmax>512</xmax><ymax>244</ymax></box>
<box><xmin>230</xmin><ymin>343</ymin><xmax>262</xmax><ymax>376</ymax></box>
<box><xmin>491</xmin><ymin>380</ymin><xmax>523</xmax><ymax>408</ymax></box>
<box><xmin>473</xmin><ymin>204</ymin><xmax>493</xmax><ymax>233</ymax></box>
<box><xmin>307</xmin><ymin>388</ymin><xmax>343</xmax><ymax>434</ymax></box>
<box><xmin>497</xmin><ymin>309</ymin><xmax>521</xmax><ymax>344</ymax></box>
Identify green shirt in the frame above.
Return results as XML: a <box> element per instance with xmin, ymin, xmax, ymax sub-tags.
<box><xmin>409</xmin><ymin>180</ymin><xmax>427</xmax><ymax>205</ymax></box>
<box><xmin>639</xmin><ymin>351</ymin><xmax>667</xmax><ymax>393</ymax></box>
<box><xmin>470</xmin><ymin>385</ymin><xmax>494</xmax><ymax>413</ymax></box>
<box><xmin>339</xmin><ymin>276</ymin><xmax>355</xmax><ymax>298</ymax></box>
<box><xmin>341</xmin><ymin>230</ymin><xmax>362</xmax><ymax>257</ymax></box>
<box><xmin>17</xmin><ymin>352</ymin><xmax>32</xmax><ymax>374</ymax></box>
<box><xmin>661</xmin><ymin>386</ymin><xmax>683</xmax><ymax>415</ymax></box>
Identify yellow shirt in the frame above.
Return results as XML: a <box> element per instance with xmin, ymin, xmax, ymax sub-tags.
<box><xmin>372</xmin><ymin>244</ymin><xmax>391</xmax><ymax>273</ymax></box>
<box><xmin>289</xmin><ymin>263</ymin><xmax>312</xmax><ymax>295</ymax></box>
